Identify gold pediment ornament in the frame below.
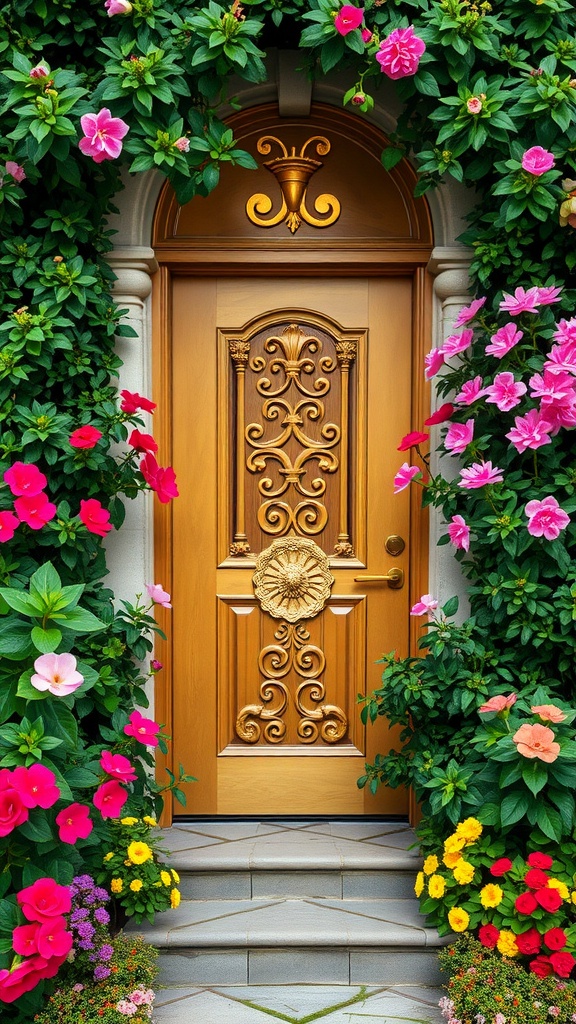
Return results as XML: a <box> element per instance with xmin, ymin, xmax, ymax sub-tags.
<box><xmin>253</xmin><ymin>537</ymin><xmax>334</xmax><ymax>622</ymax></box>
<box><xmin>246</xmin><ymin>135</ymin><xmax>341</xmax><ymax>234</ymax></box>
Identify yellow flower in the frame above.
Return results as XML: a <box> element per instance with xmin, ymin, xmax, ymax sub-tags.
<box><xmin>447</xmin><ymin>907</ymin><xmax>469</xmax><ymax>933</ymax></box>
<box><xmin>171</xmin><ymin>869</ymin><xmax>180</xmax><ymax>883</ymax></box>
<box><xmin>548</xmin><ymin>878</ymin><xmax>570</xmax><ymax>899</ymax></box>
<box><xmin>414</xmin><ymin>871</ymin><xmax>424</xmax><ymax>897</ymax></box>
<box><xmin>428</xmin><ymin>874</ymin><xmax>446</xmax><ymax>899</ymax></box>
<box><xmin>124</xmin><ymin>859</ymin><xmax>131</xmax><ymax>866</ymax></box>
<box><xmin>143</xmin><ymin>816</ymin><xmax>157</xmax><ymax>827</ymax></box>
<box><xmin>111</xmin><ymin>878</ymin><xmax>123</xmax><ymax>894</ymax></box>
<box><xmin>480</xmin><ymin>883</ymin><xmax>503</xmax><ymax>908</ymax></box>
<box><xmin>497</xmin><ymin>930</ymin><xmax>519</xmax><ymax>958</ymax></box>
<box><xmin>161</xmin><ymin>870</ymin><xmax>172</xmax><ymax>887</ymax></box>
<box><xmin>103</xmin><ymin>852</ymin><xmax>114</xmax><ymax>862</ymax></box>
<box><xmin>571</xmin><ymin>890</ymin><xmax>576</xmax><ymax>905</ymax></box>
<box><xmin>127</xmin><ymin>841</ymin><xmax>153</xmax><ymax>865</ymax></box>
<box><xmin>170</xmin><ymin>888</ymin><xmax>181</xmax><ymax>908</ymax></box>
<box><xmin>443</xmin><ymin>850</ymin><xmax>462</xmax><ymax>869</ymax></box>
<box><xmin>423</xmin><ymin>854</ymin><xmax>439</xmax><ymax>876</ymax></box>
<box><xmin>130</xmin><ymin>879</ymin><xmax>143</xmax><ymax>892</ymax></box>
<box><xmin>455</xmin><ymin>817</ymin><xmax>483</xmax><ymax>845</ymax></box>
<box><xmin>121</xmin><ymin>817</ymin><xmax>139</xmax><ymax>826</ymax></box>
<box><xmin>452</xmin><ymin>861</ymin><xmax>475</xmax><ymax>885</ymax></box>
<box><xmin>444</xmin><ymin>834</ymin><xmax>467</xmax><ymax>854</ymax></box>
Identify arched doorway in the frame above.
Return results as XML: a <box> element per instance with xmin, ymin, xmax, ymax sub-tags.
<box><xmin>152</xmin><ymin>103</ymin><xmax>433</xmax><ymax>817</ymax></box>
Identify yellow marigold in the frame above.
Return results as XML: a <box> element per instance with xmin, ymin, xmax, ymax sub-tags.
<box><xmin>171</xmin><ymin>869</ymin><xmax>180</xmax><ymax>883</ymax></box>
<box><xmin>161</xmin><ymin>870</ymin><xmax>172</xmax><ymax>887</ymax></box>
<box><xmin>454</xmin><ymin>817</ymin><xmax>483</xmax><ymax>844</ymax></box>
<box><xmin>444</xmin><ymin>834</ymin><xmax>467</xmax><ymax>854</ymax></box>
<box><xmin>143</xmin><ymin>816</ymin><xmax>157</xmax><ymax>827</ymax></box>
<box><xmin>423</xmin><ymin>854</ymin><xmax>439</xmax><ymax>876</ymax></box>
<box><xmin>103</xmin><ymin>852</ymin><xmax>114</xmax><ymax>862</ymax></box>
<box><xmin>428</xmin><ymin>874</ymin><xmax>446</xmax><ymax>899</ymax></box>
<box><xmin>443</xmin><ymin>850</ymin><xmax>462</xmax><ymax>869</ymax></box>
<box><xmin>110</xmin><ymin>878</ymin><xmax>123</xmax><ymax>894</ymax></box>
<box><xmin>452</xmin><ymin>860</ymin><xmax>475</xmax><ymax>885</ymax></box>
<box><xmin>497</xmin><ymin>930</ymin><xmax>519</xmax><ymax>958</ymax></box>
<box><xmin>447</xmin><ymin>907</ymin><xmax>469</xmax><ymax>933</ymax></box>
<box><xmin>414</xmin><ymin>871</ymin><xmax>425</xmax><ymax>897</ymax></box>
<box><xmin>480</xmin><ymin>883</ymin><xmax>503</xmax><ymax>908</ymax></box>
<box><xmin>571</xmin><ymin>891</ymin><xmax>576</xmax><ymax>905</ymax></box>
<box><xmin>548</xmin><ymin>878</ymin><xmax>570</xmax><ymax>900</ymax></box>
<box><xmin>121</xmin><ymin>817</ymin><xmax>139</xmax><ymax>826</ymax></box>
<box><xmin>127</xmin><ymin>841</ymin><xmax>153</xmax><ymax>865</ymax></box>
<box><xmin>170</xmin><ymin>888</ymin><xmax>181</xmax><ymax>908</ymax></box>
<box><xmin>130</xmin><ymin>879</ymin><xmax>143</xmax><ymax>892</ymax></box>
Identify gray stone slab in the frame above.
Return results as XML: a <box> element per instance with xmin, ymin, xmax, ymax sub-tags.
<box><xmin>179</xmin><ymin>871</ymin><xmax>252</xmax><ymax>900</ymax></box>
<box><xmin>349</xmin><ymin>950</ymin><xmax>444</xmax><ymax>987</ymax></box>
<box><xmin>153</xmin><ymin>987</ymin><xmax>260</xmax><ymax>1022</ymax></box>
<box><xmin>342</xmin><ymin>871</ymin><xmax>416</xmax><ymax>900</ymax></box>
<box><xmin>169</xmin><ymin>822</ymin><xmax>284</xmax><ymax>840</ymax></box>
<box><xmin>158</xmin><ymin>949</ymin><xmax>248</xmax><ymax>985</ymax></box>
<box><xmin>305</xmin><ymin>823</ymin><xmax>412</xmax><ymax>840</ymax></box>
<box><xmin>251</xmin><ymin>870</ymin><xmax>342</xmax><ymax>899</ymax></box>
<box><xmin>174</xmin><ymin>837</ymin><xmax>419</xmax><ymax>872</ymax></box>
<box><xmin>368</xmin><ymin>832</ymin><xmax>420</xmax><ymax>852</ymax></box>
<box><xmin>214</xmin><ymin>984</ymin><xmax>377</xmax><ymax>1017</ymax></box>
<box><xmin>249</xmin><ymin>948</ymin><xmax>350</xmax><ymax>984</ymax></box>
<box><xmin>353</xmin><ymin>987</ymin><xmax>443</xmax><ymax>1018</ymax></box>
<box><xmin>155</xmin><ymin>828</ymin><xmax>227</xmax><ymax>852</ymax></box>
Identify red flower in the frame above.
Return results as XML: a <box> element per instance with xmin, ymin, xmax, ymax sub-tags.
<box><xmin>14</xmin><ymin>492</ymin><xmax>57</xmax><ymax>529</ymax></box>
<box><xmin>397</xmin><ymin>430</ymin><xmax>429</xmax><ymax>451</ymax></box>
<box><xmin>478</xmin><ymin>924</ymin><xmax>499</xmax><ymax>948</ymax></box>
<box><xmin>92</xmin><ymin>780</ymin><xmax>128</xmax><ymax>819</ymax></box>
<box><xmin>3</xmin><ymin>461</ymin><xmax>47</xmax><ymax>497</ymax></box>
<box><xmin>120</xmin><ymin>389</ymin><xmax>156</xmax><ymax>414</ymax></box>
<box><xmin>55</xmin><ymin>803</ymin><xmax>93</xmax><ymax>844</ymax></box>
<box><xmin>490</xmin><ymin>857</ymin><xmax>513</xmax><ymax>877</ymax></box>
<box><xmin>17</xmin><ymin>878</ymin><xmax>72</xmax><ymax>923</ymax></box>
<box><xmin>535</xmin><ymin>887</ymin><xmax>562</xmax><ymax>912</ymax></box>
<box><xmin>140</xmin><ymin>453</ymin><xmax>179</xmax><ymax>503</ymax></box>
<box><xmin>527</xmin><ymin>852</ymin><xmax>554</xmax><ymax>870</ymax></box>
<box><xmin>0</xmin><ymin>510</ymin><xmax>19</xmax><ymax>542</ymax></box>
<box><xmin>549</xmin><ymin>951</ymin><xmax>576</xmax><ymax>978</ymax></box>
<box><xmin>11</xmin><ymin>764</ymin><xmax>60</xmax><ymax>809</ymax></box>
<box><xmin>544</xmin><ymin>928</ymin><xmax>567</xmax><ymax>951</ymax></box>
<box><xmin>69</xmin><ymin>425</ymin><xmax>103</xmax><ymax>449</ymax></box>
<box><xmin>530</xmin><ymin>955</ymin><xmax>554</xmax><ymax>978</ymax></box>
<box><xmin>79</xmin><ymin>498</ymin><xmax>113</xmax><ymax>537</ymax></box>
<box><xmin>424</xmin><ymin>403</ymin><xmax>455</xmax><ymax>426</ymax></box>
<box><xmin>515</xmin><ymin>891</ymin><xmax>538</xmax><ymax>914</ymax></box>
<box><xmin>128</xmin><ymin>429</ymin><xmax>158</xmax><ymax>453</ymax></box>
<box><xmin>516</xmin><ymin>928</ymin><xmax>541</xmax><ymax>955</ymax></box>
<box><xmin>524</xmin><ymin>867</ymin><xmax>550</xmax><ymax>889</ymax></box>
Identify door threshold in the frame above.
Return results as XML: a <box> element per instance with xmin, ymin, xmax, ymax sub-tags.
<box><xmin>172</xmin><ymin>814</ymin><xmax>409</xmax><ymax>823</ymax></box>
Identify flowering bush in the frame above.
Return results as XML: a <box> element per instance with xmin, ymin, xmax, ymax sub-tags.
<box><xmin>97</xmin><ymin>817</ymin><xmax>181</xmax><ymax>923</ymax></box>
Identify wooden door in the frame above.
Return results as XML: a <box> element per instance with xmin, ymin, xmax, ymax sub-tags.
<box><xmin>170</xmin><ymin>275</ymin><xmax>414</xmax><ymax>816</ymax></box>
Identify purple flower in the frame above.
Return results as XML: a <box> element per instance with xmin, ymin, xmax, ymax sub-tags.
<box><xmin>94</xmin><ymin>965</ymin><xmax>111</xmax><ymax>981</ymax></box>
<box><xmin>77</xmin><ymin>921</ymin><xmax>95</xmax><ymax>939</ymax></box>
<box><xmin>71</xmin><ymin>908</ymin><xmax>90</xmax><ymax>923</ymax></box>
<box><xmin>94</xmin><ymin>907</ymin><xmax>110</xmax><ymax>925</ymax></box>
<box><xmin>94</xmin><ymin>887</ymin><xmax>109</xmax><ymax>902</ymax></box>
<box><xmin>98</xmin><ymin>944</ymin><xmax>114</xmax><ymax>961</ymax></box>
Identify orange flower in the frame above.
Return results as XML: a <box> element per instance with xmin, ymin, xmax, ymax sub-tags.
<box><xmin>530</xmin><ymin>704</ymin><xmax>566</xmax><ymax>724</ymax></box>
<box><xmin>513</xmin><ymin>723</ymin><xmax>560</xmax><ymax>762</ymax></box>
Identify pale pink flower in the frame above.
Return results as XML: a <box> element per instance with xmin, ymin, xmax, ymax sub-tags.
<box><xmin>334</xmin><ymin>4</ymin><xmax>364</xmax><ymax>34</ymax></box>
<box><xmin>525</xmin><ymin>496</ymin><xmax>570</xmax><ymax>540</ymax></box>
<box><xmin>29</xmin><ymin>63</ymin><xmax>49</xmax><ymax>79</ymax></box>
<box><xmin>393</xmin><ymin>462</ymin><xmax>420</xmax><ymax>493</ymax></box>
<box><xmin>454</xmin><ymin>297</ymin><xmax>486</xmax><ymax>328</ymax></box>
<box><xmin>146</xmin><ymin>583</ymin><xmax>172</xmax><ymax>608</ymax></box>
<box><xmin>485</xmin><ymin>323</ymin><xmax>523</xmax><ymax>359</ymax></box>
<box><xmin>447</xmin><ymin>514</ymin><xmax>470</xmax><ymax>552</ymax></box>
<box><xmin>31</xmin><ymin>653</ymin><xmax>84</xmax><ymax>696</ymax></box>
<box><xmin>376</xmin><ymin>25</ymin><xmax>426</xmax><ymax>79</ymax></box>
<box><xmin>104</xmin><ymin>0</ymin><xmax>132</xmax><ymax>13</ymax></box>
<box><xmin>79</xmin><ymin>109</ymin><xmax>129</xmax><ymax>163</ymax></box>
<box><xmin>459</xmin><ymin>461</ymin><xmax>504</xmax><ymax>489</ymax></box>
<box><xmin>5</xmin><ymin>161</ymin><xmax>26</xmax><ymax>183</ymax></box>
<box><xmin>174</xmin><ymin>136</ymin><xmax>190</xmax><ymax>152</ymax></box>
<box><xmin>410</xmin><ymin>594</ymin><xmax>438</xmax><ymax>616</ymax></box>
<box><xmin>506</xmin><ymin>409</ymin><xmax>553</xmax><ymax>453</ymax></box>
<box><xmin>529</xmin><ymin>368</ymin><xmax>574</xmax><ymax>405</ymax></box>
<box><xmin>443</xmin><ymin>328</ymin><xmax>474</xmax><ymax>358</ymax></box>
<box><xmin>117</xmin><ymin>999</ymin><xmax>138</xmax><ymax>1015</ymax></box>
<box><xmin>513</xmin><ymin>723</ymin><xmax>560</xmax><ymax>762</ymax></box>
<box><xmin>531</xmin><ymin>704</ymin><xmax>566</xmax><ymax>724</ymax></box>
<box><xmin>521</xmin><ymin>147</ymin><xmax>555</xmax><ymax>176</ymax></box>
<box><xmin>536</xmin><ymin>285</ymin><xmax>562</xmax><ymax>306</ymax></box>
<box><xmin>466</xmin><ymin>97</ymin><xmax>483</xmax><ymax>115</ymax></box>
<box><xmin>500</xmin><ymin>287</ymin><xmax>540</xmax><ymax>316</ymax></box>
<box><xmin>485</xmin><ymin>371</ymin><xmax>527</xmax><ymax>412</ymax></box>
<box><xmin>424</xmin><ymin>347</ymin><xmax>445</xmax><ymax>379</ymax></box>
<box><xmin>454</xmin><ymin>376</ymin><xmax>487</xmax><ymax>405</ymax></box>
<box><xmin>479</xmin><ymin>694</ymin><xmax>517</xmax><ymax>713</ymax></box>
<box><xmin>444</xmin><ymin>419</ymin><xmax>474</xmax><ymax>454</ymax></box>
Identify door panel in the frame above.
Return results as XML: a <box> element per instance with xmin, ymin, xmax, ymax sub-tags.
<box><xmin>171</xmin><ymin>276</ymin><xmax>413</xmax><ymax>815</ymax></box>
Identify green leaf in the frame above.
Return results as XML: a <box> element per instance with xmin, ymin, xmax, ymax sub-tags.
<box><xmin>18</xmin><ymin>811</ymin><xmax>55</xmax><ymax>844</ymax></box>
<box><xmin>0</xmin><ymin>589</ymin><xmax>42</xmax><ymax>616</ymax></box>
<box><xmin>31</xmin><ymin>626</ymin><xmax>62</xmax><ymax>653</ymax></box>
<box><xmin>39</xmin><ymin>701</ymin><xmax>78</xmax><ymax>751</ymax></box>
<box><xmin>521</xmin><ymin>761</ymin><xmax>548</xmax><ymax>796</ymax></box>
<box><xmin>500</xmin><ymin>790</ymin><xmax>529</xmax><ymax>826</ymax></box>
<box><xmin>30</xmin><ymin>562</ymin><xmax>61</xmax><ymax>601</ymax></box>
<box><xmin>55</xmin><ymin>608</ymin><xmax>106</xmax><ymax>633</ymax></box>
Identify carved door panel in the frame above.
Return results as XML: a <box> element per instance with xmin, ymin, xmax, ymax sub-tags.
<box><xmin>171</xmin><ymin>277</ymin><xmax>413</xmax><ymax>815</ymax></box>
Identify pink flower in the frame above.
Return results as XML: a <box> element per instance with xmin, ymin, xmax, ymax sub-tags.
<box><xmin>513</xmin><ymin>723</ymin><xmax>560</xmax><ymax>763</ymax></box>
<box><xmin>174</xmin><ymin>136</ymin><xmax>190</xmax><ymax>152</ymax></box>
<box><xmin>29</xmin><ymin>63</ymin><xmax>49</xmax><ymax>78</ymax></box>
<box><xmin>12</xmin><ymin>922</ymin><xmax>40</xmax><ymax>957</ymax></box>
<box><xmin>454</xmin><ymin>297</ymin><xmax>486</xmax><ymax>328</ymax></box>
<box><xmin>93</xmin><ymin>780</ymin><xmax>128</xmax><ymax>819</ymax></box>
<box><xmin>5</xmin><ymin>161</ymin><xmax>26</xmax><ymax>183</ymax></box>
<box><xmin>536</xmin><ymin>285</ymin><xmax>562</xmax><ymax>306</ymax></box>
<box><xmin>69</xmin><ymin>425</ymin><xmax>103</xmax><ymax>449</ymax></box>
<box><xmin>4</xmin><ymin>461</ymin><xmax>47</xmax><ymax>497</ymax></box>
<box><xmin>553</xmin><ymin>317</ymin><xmax>576</xmax><ymax>344</ymax></box>
<box><xmin>397</xmin><ymin>430</ymin><xmax>429</xmax><ymax>451</ymax></box>
<box><xmin>79</xmin><ymin>498</ymin><xmax>113</xmax><ymax>537</ymax></box>
<box><xmin>376</xmin><ymin>25</ymin><xmax>426</xmax><ymax>79</ymax></box>
<box><xmin>505</xmin><ymin>409</ymin><xmax>553</xmax><ymax>454</ymax></box>
<box><xmin>55</xmin><ymin>803</ymin><xmax>94</xmax><ymax>844</ymax></box>
<box><xmin>466</xmin><ymin>97</ymin><xmax>483</xmax><ymax>115</ymax></box>
<box><xmin>0</xmin><ymin>510</ymin><xmax>19</xmax><ymax>542</ymax></box>
<box><xmin>424</xmin><ymin>347</ymin><xmax>445</xmax><ymax>379</ymax></box>
<box><xmin>36</xmin><ymin>917</ymin><xmax>73</xmax><ymax>960</ymax></box>
<box><xmin>454</xmin><ymin>376</ymin><xmax>487</xmax><ymax>405</ymax></box>
<box><xmin>458</xmin><ymin>461</ymin><xmax>504</xmax><ymax>489</ymax></box>
<box><xmin>393</xmin><ymin>462</ymin><xmax>420</xmax><ymax>493</ymax></box>
<box><xmin>361</xmin><ymin>28</ymin><xmax>372</xmax><ymax>42</ymax></box>
<box><xmin>11</xmin><ymin>764</ymin><xmax>59</xmax><ymax>809</ymax></box>
<box><xmin>0</xmin><ymin>788</ymin><xmax>28</xmax><ymax>837</ymax></box>
<box><xmin>410</xmin><ymin>594</ymin><xmax>438</xmax><ymax>616</ymax></box>
<box><xmin>18</xmin><ymin>878</ymin><xmax>71</xmax><ymax>923</ymax></box>
<box><xmin>104</xmin><ymin>0</ymin><xmax>132</xmax><ymax>13</ymax></box>
<box><xmin>146</xmin><ymin>582</ymin><xmax>172</xmax><ymax>608</ymax></box>
<box><xmin>140</xmin><ymin>453</ymin><xmax>179</xmax><ymax>503</ymax></box>
<box><xmin>334</xmin><ymin>5</ymin><xmax>364</xmax><ymax>35</ymax></box>
<box><xmin>485</xmin><ymin>371</ymin><xmax>527</xmax><ymax>412</ymax></box>
<box><xmin>31</xmin><ymin>653</ymin><xmax>84</xmax><ymax>696</ymax></box>
<box><xmin>14</xmin><ymin>492</ymin><xmax>57</xmax><ymax>529</ymax></box>
<box><xmin>424</xmin><ymin>403</ymin><xmax>454</xmax><ymax>425</ymax></box>
<box><xmin>124</xmin><ymin>709</ymin><xmax>161</xmax><ymax>746</ymax></box>
<box><xmin>530</xmin><ymin>369</ymin><xmax>575</xmax><ymax>406</ymax></box>
<box><xmin>525</xmin><ymin>496</ymin><xmax>570</xmax><ymax>540</ymax></box>
<box><xmin>100</xmin><ymin>751</ymin><xmax>137</xmax><ymax>782</ymax></box>
<box><xmin>545</xmin><ymin>341</ymin><xmax>576</xmax><ymax>376</ymax></box>
<box><xmin>447</xmin><ymin>514</ymin><xmax>470</xmax><ymax>552</ymax></box>
<box><xmin>521</xmin><ymin>146</ymin><xmax>555</xmax><ymax>176</ymax></box>
<box><xmin>479</xmin><ymin>694</ymin><xmax>517</xmax><ymax>713</ymax></box>
<box><xmin>120</xmin><ymin>389</ymin><xmax>156</xmax><ymax>414</ymax></box>
<box><xmin>443</xmin><ymin>328</ymin><xmax>474</xmax><ymax>358</ymax></box>
<box><xmin>531</xmin><ymin>704</ymin><xmax>566</xmax><ymax>724</ymax></box>
<box><xmin>79</xmin><ymin>109</ymin><xmax>129</xmax><ymax>163</ymax></box>
<box><xmin>444</xmin><ymin>419</ymin><xmax>474</xmax><ymax>454</ymax></box>
<box><xmin>499</xmin><ymin>287</ymin><xmax>541</xmax><ymax>316</ymax></box>
<box><xmin>128</xmin><ymin>429</ymin><xmax>158</xmax><ymax>453</ymax></box>
<box><xmin>485</xmin><ymin>323</ymin><xmax>523</xmax><ymax>359</ymax></box>
<box><xmin>150</xmin><ymin>659</ymin><xmax>163</xmax><ymax>673</ymax></box>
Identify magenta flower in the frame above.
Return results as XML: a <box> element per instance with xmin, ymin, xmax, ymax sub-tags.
<box><xmin>424</xmin><ymin>403</ymin><xmax>454</xmax><ymax>426</ymax></box>
<box><xmin>442</xmin><ymin>328</ymin><xmax>474</xmax><ymax>358</ymax></box>
<box><xmin>393</xmin><ymin>462</ymin><xmax>421</xmax><ymax>493</ymax></box>
<box><xmin>4</xmin><ymin>461</ymin><xmax>47</xmax><ymax>497</ymax></box>
<box><xmin>454</xmin><ymin>297</ymin><xmax>486</xmax><ymax>328</ymax></box>
<box><xmin>100</xmin><ymin>751</ymin><xmax>137</xmax><ymax>782</ymax></box>
<box><xmin>454</xmin><ymin>376</ymin><xmax>487</xmax><ymax>405</ymax></box>
<box><xmin>18</xmin><ymin>877</ymin><xmax>71</xmax><ymax>923</ymax></box>
<box><xmin>444</xmin><ymin>418</ymin><xmax>474</xmax><ymax>454</ymax></box>
<box><xmin>361</xmin><ymin>27</ymin><xmax>372</xmax><ymax>42</ymax></box>
<box><xmin>459</xmin><ymin>461</ymin><xmax>504</xmax><ymax>489</ymax></box>
<box><xmin>0</xmin><ymin>510</ymin><xmax>20</xmax><ymax>543</ymax></box>
<box><xmin>5</xmin><ymin>161</ymin><xmax>26</xmax><ymax>183</ymax></box>
<box><xmin>79</xmin><ymin>498</ymin><xmax>113</xmax><ymax>537</ymax></box>
<box><xmin>535</xmin><ymin>285</ymin><xmax>562</xmax><ymax>306</ymax></box>
<box><xmin>55</xmin><ymin>803</ymin><xmax>94</xmax><ymax>844</ymax></box>
<box><xmin>120</xmin><ymin>389</ymin><xmax>156</xmax><ymax>414</ymax></box>
<box><xmin>376</xmin><ymin>25</ymin><xmax>426</xmax><ymax>80</ymax></box>
<box><xmin>69</xmin><ymin>425</ymin><xmax>103</xmax><ymax>449</ymax></box>
<box><xmin>424</xmin><ymin>347</ymin><xmax>445</xmax><ymax>379</ymax></box>
<box><xmin>397</xmin><ymin>430</ymin><xmax>429</xmax><ymax>451</ymax></box>
<box><xmin>525</xmin><ymin>496</ymin><xmax>570</xmax><ymax>540</ymax></box>
<box><xmin>553</xmin><ymin>317</ymin><xmax>576</xmax><ymax>344</ymax></box>
<box><xmin>140</xmin><ymin>453</ymin><xmax>179</xmax><ymax>503</ymax></box>
<box><xmin>499</xmin><ymin>287</ymin><xmax>541</xmax><ymax>316</ymax></box>
<box><xmin>529</xmin><ymin>368</ymin><xmax>574</xmax><ymax>406</ymax></box>
<box><xmin>93</xmin><ymin>780</ymin><xmax>128</xmax><ymax>819</ymax></box>
<box><xmin>11</xmin><ymin>764</ymin><xmax>60</xmax><ymax>809</ymax></box>
<box><xmin>410</xmin><ymin>594</ymin><xmax>438</xmax><ymax>616</ymax></box>
<box><xmin>334</xmin><ymin>4</ymin><xmax>364</xmax><ymax>35</ymax></box>
<box><xmin>124</xmin><ymin>709</ymin><xmax>161</xmax><ymax>746</ymax></box>
<box><xmin>447</xmin><ymin>514</ymin><xmax>470</xmax><ymax>552</ymax></box>
<box><xmin>506</xmin><ymin>409</ymin><xmax>553</xmax><ymax>454</ymax></box>
<box><xmin>485</xmin><ymin>323</ymin><xmax>523</xmax><ymax>359</ymax></box>
<box><xmin>146</xmin><ymin>582</ymin><xmax>172</xmax><ymax>607</ymax></box>
<box><xmin>521</xmin><ymin>147</ymin><xmax>555</xmax><ymax>176</ymax></box>
<box><xmin>14</xmin><ymin>492</ymin><xmax>57</xmax><ymax>529</ymax></box>
<box><xmin>485</xmin><ymin>371</ymin><xmax>527</xmax><ymax>412</ymax></box>
<box><xmin>128</xmin><ymin>429</ymin><xmax>158</xmax><ymax>453</ymax></box>
<box><xmin>37</xmin><ymin>917</ymin><xmax>74</xmax><ymax>960</ymax></box>
<box><xmin>104</xmin><ymin>0</ymin><xmax>132</xmax><ymax>13</ymax></box>
<box><xmin>79</xmin><ymin>109</ymin><xmax>129</xmax><ymax>163</ymax></box>
<box><xmin>31</xmin><ymin>653</ymin><xmax>84</xmax><ymax>696</ymax></box>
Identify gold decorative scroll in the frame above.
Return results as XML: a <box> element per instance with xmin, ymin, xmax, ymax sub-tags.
<box><xmin>229</xmin><ymin>339</ymin><xmax>251</xmax><ymax>555</ymax></box>
<box><xmin>246</xmin><ymin>135</ymin><xmax>341</xmax><ymax>234</ymax></box>
<box><xmin>252</xmin><ymin>536</ymin><xmax>333</xmax><ymax>622</ymax></box>
<box><xmin>334</xmin><ymin>340</ymin><xmax>357</xmax><ymax>558</ymax></box>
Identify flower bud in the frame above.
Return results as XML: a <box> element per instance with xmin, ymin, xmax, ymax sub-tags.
<box><xmin>30</xmin><ymin>63</ymin><xmax>50</xmax><ymax>79</ymax></box>
<box><xmin>467</xmin><ymin>97</ymin><xmax>483</xmax><ymax>114</ymax></box>
<box><xmin>351</xmin><ymin>92</ymin><xmax>366</xmax><ymax>105</ymax></box>
<box><xmin>174</xmin><ymin>137</ymin><xmax>190</xmax><ymax>153</ymax></box>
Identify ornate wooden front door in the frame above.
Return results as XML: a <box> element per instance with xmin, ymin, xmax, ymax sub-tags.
<box><xmin>169</xmin><ymin>276</ymin><xmax>416</xmax><ymax>815</ymax></box>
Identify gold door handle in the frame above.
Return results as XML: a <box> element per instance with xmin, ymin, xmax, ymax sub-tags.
<box><xmin>353</xmin><ymin>567</ymin><xmax>404</xmax><ymax>589</ymax></box>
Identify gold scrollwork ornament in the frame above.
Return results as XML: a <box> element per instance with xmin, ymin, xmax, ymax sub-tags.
<box><xmin>253</xmin><ymin>537</ymin><xmax>333</xmax><ymax>622</ymax></box>
<box><xmin>246</xmin><ymin>135</ymin><xmax>341</xmax><ymax>234</ymax></box>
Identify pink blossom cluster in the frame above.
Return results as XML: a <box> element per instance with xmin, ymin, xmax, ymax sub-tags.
<box><xmin>120</xmin><ymin>390</ymin><xmax>179</xmax><ymax>502</ymax></box>
<box><xmin>0</xmin><ymin>461</ymin><xmax>113</xmax><ymax>539</ymax></box>
<box><xmin>116</xmin><ymin>987</ymin><xmax>155</xmax><ymax>1016</ymax></box>
<box><xmin>376</xmin><ymin>26</ymin><xmax>426</xmax><ymax>80</ymax></box>
<box><xmin>0</xmin><ymin>764</ymin><xmax>60</xmax><ymax>838</ymax></box>
<box><xmin>0</xmin><ymin>879</ymin><xmax>73</xmax><ymax>1004</ymax></box>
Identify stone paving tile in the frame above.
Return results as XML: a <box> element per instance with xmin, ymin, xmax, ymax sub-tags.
<box><xmin>168</xmin><ymin>822</ymin><xmax>285</xmax><ymax>840</ymax></box>
<box><xmin>213</xmin><ymin>984</ymin><xmax>376</xmax><ymax>1016</ymax></box>
<box><xmin>302</xmin><ymin>824</ymin><xmax>412</xmax><ymax>841</ymax></box>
